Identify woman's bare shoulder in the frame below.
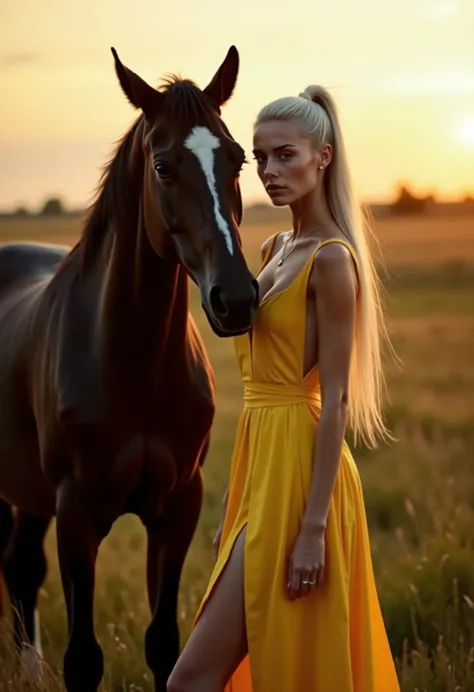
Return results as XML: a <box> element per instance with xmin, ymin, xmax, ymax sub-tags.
<box><xmin>311</xmin><ymin>240</ymin><xmax>358</xmax><ymax>305</ymax></box>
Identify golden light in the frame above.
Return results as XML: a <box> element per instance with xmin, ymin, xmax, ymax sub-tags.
<box><xmin>459</xmin><ymin>116</ymin><xmax>474</xmax><ymax>147</ymax></box>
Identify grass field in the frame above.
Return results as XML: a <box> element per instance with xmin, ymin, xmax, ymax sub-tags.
<box><xmin>0</xmin><ymin>211</ymin><xmax>473</xmax><ymax>691</ymax></box>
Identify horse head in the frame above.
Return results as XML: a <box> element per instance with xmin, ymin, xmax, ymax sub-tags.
<box><xmin>111</xmin><ymin>45</ymin><xmax>259</xmax><ymax>337</ymax></box>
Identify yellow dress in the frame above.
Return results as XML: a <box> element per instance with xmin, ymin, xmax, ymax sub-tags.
<box><xmin>193</xmin><ymin>237</ymin><xmax>400</xmax><ymax>692</ymax></box>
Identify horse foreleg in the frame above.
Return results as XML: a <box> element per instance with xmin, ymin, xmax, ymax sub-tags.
<box><xmin>3</xmin><ymin>509</ymin><xmax>50</xmax><ymax>680</ymax></box>
<box><xmin>56</xmin><ymin>477</ymin><xmax>104</xmax><ymax>692</ymax></box>
<box><xmin>144</xmin><ymin>468</ymin><xmax>204</xmax><ymax>692</ymax></box>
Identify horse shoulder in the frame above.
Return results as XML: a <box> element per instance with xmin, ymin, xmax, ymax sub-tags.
<box><xmin>54</xmin><ymin>289</ymin><xmax>103</xmax><ymax>426</ymax></box>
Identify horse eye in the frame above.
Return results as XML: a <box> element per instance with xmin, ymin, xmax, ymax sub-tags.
<box><xmin>154</xmin><ymin>161</ymin><xmax>173</xmax><ymax>181</ymax></box>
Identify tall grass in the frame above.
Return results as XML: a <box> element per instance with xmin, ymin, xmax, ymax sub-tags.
<box><xmin>0</xmin><ymin>214</ymin><xmax>473</xmax><ymax>691</ymax></box>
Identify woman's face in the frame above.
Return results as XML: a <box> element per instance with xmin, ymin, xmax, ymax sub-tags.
<box><xmin>252</xmin><ymin>118</ymin><xmax>321</xmax><ymax>206</ymax></box>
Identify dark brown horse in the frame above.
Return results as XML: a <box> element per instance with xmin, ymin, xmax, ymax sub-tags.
<box><xmin>0</xmin><ymin>45</ymin><xmax>258</xmax><ymax>691</ymax></box>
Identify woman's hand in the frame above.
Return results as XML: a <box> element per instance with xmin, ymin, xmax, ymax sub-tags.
<box><xmin>286</xmin><ymin>524</ymin><xmax>326</xmax><ymax>600</ymax></box>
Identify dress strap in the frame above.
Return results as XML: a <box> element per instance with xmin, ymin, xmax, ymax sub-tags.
<box><xmin>312</xmin><ymin>238</ymin><xmax>360</xmax><ymax>276</ymax></box>
<box><xmin>293</xmin><ymin>237</ymin><xmax>360</xmax><ymax>298</ymax></box>
<box><xmin>259</xmin><ymin>232</ymin><xmax>283</xmax><ymax>272</ymax></box>
<box><xmin>258</xmin><ymin>235</ymin><xmax>359</xmax><ymax>296</ymax></box>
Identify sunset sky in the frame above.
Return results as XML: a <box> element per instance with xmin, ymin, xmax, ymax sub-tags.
<box><xmin>1</xmin><ymin>0</ymin><xmax>473</xmax><ymax>211</ymax></box>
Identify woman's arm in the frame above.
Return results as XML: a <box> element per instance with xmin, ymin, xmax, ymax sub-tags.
<box><xmin>286</xmin><ymin>242</ymin><xmax>358</xmax><ymax>600</ymax></box>
<box><xmin>302</xmin><ymin>242</ymin><xmax>358</xmax><ymax>532</ymax></box>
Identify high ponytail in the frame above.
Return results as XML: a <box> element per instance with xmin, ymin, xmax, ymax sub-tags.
<box><xmin>255</xmin><ymin>87</ymin><xmax>394</xmax><ymax>448</ymax></box>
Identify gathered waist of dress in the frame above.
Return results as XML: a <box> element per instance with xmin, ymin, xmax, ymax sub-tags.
<box><xmin>243</xmin><ymin>381</ymin><xmax>322</xmax><ymax>409</ymax></box>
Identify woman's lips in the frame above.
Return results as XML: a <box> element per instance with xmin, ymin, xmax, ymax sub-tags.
<box><xmin>266</xmin><ymin>184</ymin><xmax>285</xmax><ymax>197</ymax></box>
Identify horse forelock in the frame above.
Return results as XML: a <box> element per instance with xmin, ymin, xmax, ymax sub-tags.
<box><xmin>158</xmin><ymin>76</ymin><xmax>219</xmax><ymax>129</ymax></box>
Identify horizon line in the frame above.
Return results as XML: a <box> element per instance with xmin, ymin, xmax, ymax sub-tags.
<box><xmin>1</xmin><ymin>191</ymin><xmax>474</xmax><ymax>218</ymax></box>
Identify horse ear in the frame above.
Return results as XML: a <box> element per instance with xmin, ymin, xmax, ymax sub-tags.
<box><xmin>203</xmin><ymin>45</ymin><xmax>239</xmax><ymax>111</ymax></box>
<box><xmin>111</xmin><ymin>47</ymin><xmax>163</xmax><ymax>118</ymax></box>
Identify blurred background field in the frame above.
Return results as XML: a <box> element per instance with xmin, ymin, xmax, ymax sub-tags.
<box><xmin>0</xmin><ymin>204</ymin><xmax>473</xmax><ymax>691</ymax></box>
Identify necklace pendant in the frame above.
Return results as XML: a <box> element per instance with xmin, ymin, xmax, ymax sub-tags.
<box><xmin>277</xmin><ymin>258</ymin><xmax>283</xmax><ymax>267</ymax></box>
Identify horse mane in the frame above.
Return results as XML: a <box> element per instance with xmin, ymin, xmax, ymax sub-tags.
<box><xmin>60</xmin><ymin>76</ymin><xmax>219</xmax><ymax>273</ymax></box>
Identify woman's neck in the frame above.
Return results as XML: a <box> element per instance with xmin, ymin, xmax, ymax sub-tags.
<box><xmin>289</xmin><ymin>187</ymin><xmax>333</xmax><ymax>239</ymax></box>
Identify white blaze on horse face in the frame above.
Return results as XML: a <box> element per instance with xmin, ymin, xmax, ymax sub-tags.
<box><xmin>184</xmin><ymin>126</ymin><xmax>234</xmax><ymax>255</ymax></box>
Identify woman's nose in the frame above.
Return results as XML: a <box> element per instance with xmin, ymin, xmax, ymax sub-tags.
<box><xmin>264</xmin><ymin>161</ymin><xmax>278</xmax><ymax>178</ymax></box>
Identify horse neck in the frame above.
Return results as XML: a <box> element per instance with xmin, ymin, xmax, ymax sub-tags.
<box><xmin>97</xmin><ymin>222</ymin><xmax>188</xmax><ymax>384</ymax></box>
<box><xmin>72</xmin><ymin>116</ymin><xmax>190</xmax><ymax>391</ymax></box>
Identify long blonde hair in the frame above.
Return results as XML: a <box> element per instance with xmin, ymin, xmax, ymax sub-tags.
<box><xmin>255</xmin><ymin>86</ymin><xmax>393</xmax><ymax>448</ymax></box>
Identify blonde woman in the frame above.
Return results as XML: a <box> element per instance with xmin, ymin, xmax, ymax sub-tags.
<box><xmin>167</xmin><ymin>86</ymin><xmax>400</xmax><ymax>692</ymax></box>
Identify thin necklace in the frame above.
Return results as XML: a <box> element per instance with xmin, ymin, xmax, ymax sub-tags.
<box><xmin>277</xmin><ymin>221</ymin><xmax>329</xmax><ymax>267</ymax></box>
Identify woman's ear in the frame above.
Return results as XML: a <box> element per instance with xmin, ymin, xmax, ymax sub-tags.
<box><xmin>319</xmin><ymin>143</ymin><xmax>332</xmax><ymax>168</ymax></box>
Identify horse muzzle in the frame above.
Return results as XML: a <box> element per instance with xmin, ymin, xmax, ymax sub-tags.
<box><xmin>202</xmin><ymin>277</ymin><xmax>259</xmax><ymax>337</ymax></box>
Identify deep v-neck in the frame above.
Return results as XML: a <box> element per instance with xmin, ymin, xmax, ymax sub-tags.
<box><xmin>258</xmin><ymin>255</ymin><xmax>313</xmax><ymax>307</ymax></box>
<box><xmin>257</xmin><ymin>238</ymin><xmax>321</xmax><ymax>307</ymax></box>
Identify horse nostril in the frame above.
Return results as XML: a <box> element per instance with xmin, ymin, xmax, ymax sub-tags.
<box><xmin>209</xmin><ymin>285</ymin><xmax>228</xmax><ymax>317</ymax></box>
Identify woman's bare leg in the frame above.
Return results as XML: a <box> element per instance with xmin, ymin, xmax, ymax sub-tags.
<box><xmin>167</xmin><ymin>526</ymin><xmax>248</xmax><ymax>692</ymax></box>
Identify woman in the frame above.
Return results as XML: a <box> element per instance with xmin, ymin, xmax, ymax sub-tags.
<box><xmin>167</xmin><ymin>86</ymin><xmax>400</xmax><ymax>691</ymax></box>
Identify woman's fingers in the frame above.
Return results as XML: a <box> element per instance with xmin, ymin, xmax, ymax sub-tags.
<box><xmin>316</xmin><ymin>565</ymin><xmax>324</xmax><ymax>586</ymax></box>
<box><xmin>287</xmin><ymin>551</ymin><xmax>324</xmax><ymax>600</ymax></box>
<box><xmin>307</xmin><ymin>567</ymin><xmax>320</xmax><ymax>592</ymax></box>
<box><xmin>286</xmin><ymin>556</ymin><xmax>302</xmax><ymax>600</ymax></box>
<box><xmin>300</xmin><ymin>567</ymin><xmax>314</xmax><ymax>594</ymax></box>
<box><xmin>289</xmin><ymin>564</ymin><xmax>323</xmax><ymax>599</ymax></box>
<box><xmin>290</xmin><ymin>568</ymin><xmax>302</xmax><ymax>599</ymax></box>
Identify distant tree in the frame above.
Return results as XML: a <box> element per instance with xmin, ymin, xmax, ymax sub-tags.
<box><xmin>13</xmin><ymin>206</ymin><xmax>30</xmax><ymax>217</ymax></box>
<box><xmin>39</xmin><ymin>197</ymin><xmax>65</xmax><ymax>216</ymax></box>
<box><xmin>391</xmin><ymin>183</ymin><xmax>428</xmax><ymax>216</ymax></box>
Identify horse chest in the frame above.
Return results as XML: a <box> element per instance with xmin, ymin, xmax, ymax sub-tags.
<box><xmin>50</xmin><ymin>354</ymin><xmax>214</xmax><ymax>495</ymax></box>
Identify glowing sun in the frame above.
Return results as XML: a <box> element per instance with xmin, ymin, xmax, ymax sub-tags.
<box><xmin>459</xmin><ymin>116</ymin><xmax>474</xmax><ymax>147</ymax></box>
